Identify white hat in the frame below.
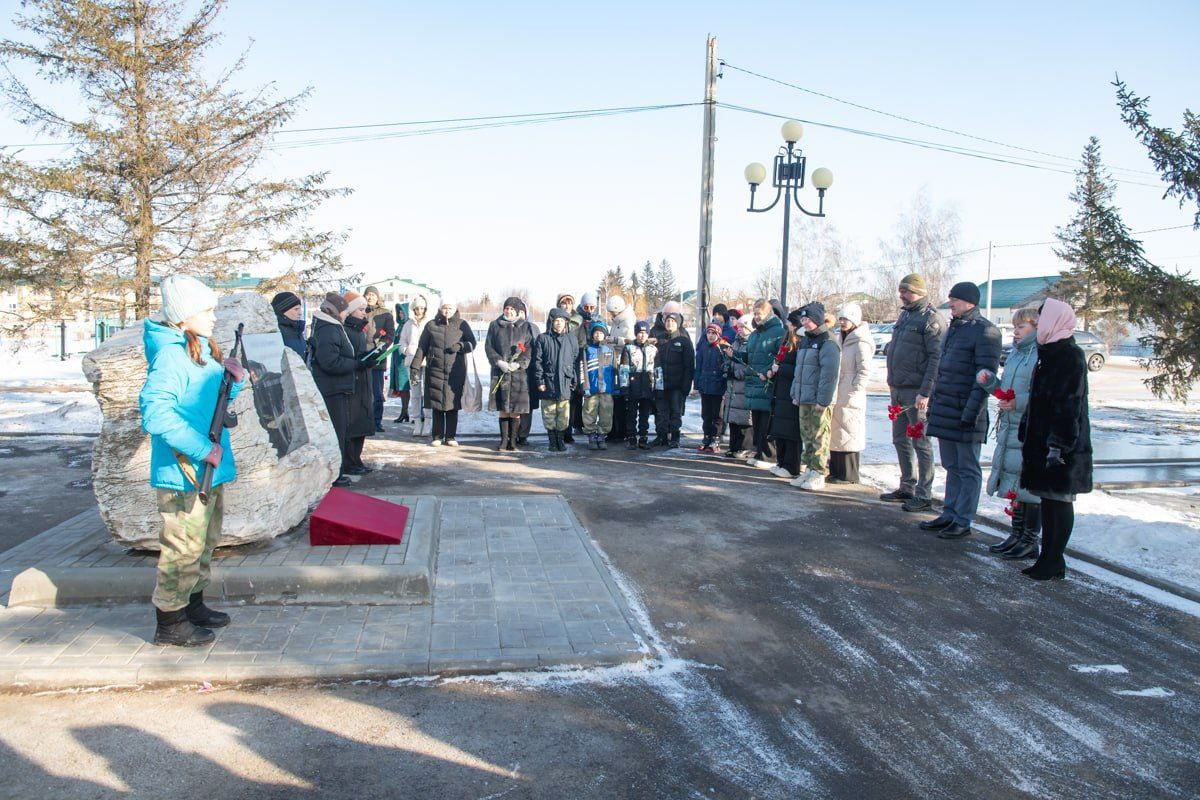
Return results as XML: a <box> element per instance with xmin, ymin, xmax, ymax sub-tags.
<box><xmin>436</xmin><ymin>295</ymin><xmax>457</xmax><ymax>316</ymax></box>
<box><xmin>837</xmin><ymin>302</ymin><xmax>863</xmax><ymax>327</ymax></box>
<box><xmin>606</xmin><ymin>296</ymin><xmax>627</xmax><ymax>314</ymax></box>
<box><xmin>344</xmin><ymin>295</ymin><xmax>367</xmax><ymax>316</ymax></box>
<box><xmin>160</xmin><ymin>275</ymin><xmax>218</xmax><ymax>324</ymax></box>
<box><xmin>580</xmin><ymin>291</ymin><xmax>597</xmax><ymax>308</ymax></box>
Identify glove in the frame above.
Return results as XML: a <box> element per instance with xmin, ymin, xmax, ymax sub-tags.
<box><xmin>1046</xmin><ymin>447</ymin><xmax>1065</xmax><ymax>468</ymax></box>
<box><xmin>816</xmin><ymin>404</ymin><xmax>828</xmax><ymax>414</ymax></box>
<box><xmin>496</xmin><ymin>361</ymin><xmax>513</xmax><ymax>373</ymax></box>
<box><xmin>203</xmin><ymin>443</ymin><xmax>223</xmax><ymax>468</ymax></box>
<box><xmin>223</xmin><ymin>357</ymin><xmax>245</xmax><ymax>382</ymax></box>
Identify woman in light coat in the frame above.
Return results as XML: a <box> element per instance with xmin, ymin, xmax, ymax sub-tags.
<box><xmin>829</xmin><ymin>303</ymin><xmax>874</xmax><ymax>484</ymax></box>
<box><xmin>396</xmin><ymin>294</ymin><xmax>430</xmax><ymax>429</ymax></box>
<box><xmin>978</xmin><ymin>305</ymin><xmax>1042</xmax><ymax>559</ymax></box>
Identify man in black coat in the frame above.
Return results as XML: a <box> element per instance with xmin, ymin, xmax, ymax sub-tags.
<box><xmin>653</xmin><ymin>312</ymin><xmax>695</xmax><ymax>447</ymax></box>
<box><xmin>920</xmin><ymin>282</ymin><xmax>1002</xmax><ymax>539</ymax></box>
<box><xmin>363</xmin><ymin>286</ymin><xmax>396</xmax><ymax>433</ymax></box>
<box><xmin>882</xmin><ymin>273</ymin><xmax>945</xmax><ymax>511</ymax></box>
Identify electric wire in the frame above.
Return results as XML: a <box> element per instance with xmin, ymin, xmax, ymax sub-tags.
<box><xmin>719</xmin><ymin>60</ymin><xmax>1157</xmax><ymax>178</ymax></box>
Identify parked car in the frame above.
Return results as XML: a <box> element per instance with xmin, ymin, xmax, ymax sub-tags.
<box><xmin>1000</xmin><ymin>329</ymin><xmax>1107</xmax><ymax>371</ymax></box>
<box><xmin>869</xmin><ymin>323</ymin><xmax>894</xmax><ymax>356</ymax></box>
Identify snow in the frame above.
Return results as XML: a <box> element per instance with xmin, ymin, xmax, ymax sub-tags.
<box><xmin>1070</xmin><ymin>664</ymin><xmax>1129</xmax><ymax>675</ymax></box>
<box><xmin>1113</xmin><ymin>687</ymin><xmax>1176</xmax><ymax>698</ymax></box>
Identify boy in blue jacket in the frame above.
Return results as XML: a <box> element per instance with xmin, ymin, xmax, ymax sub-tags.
<box><xmin>580</xmin><ymin>320</ymin><xmax>617</xmax><ymax>450</ymax></box>
<box><xmin>694</xmin><ymin>322</ymin><xmax>728</xmax><ymax>453</ymax></box>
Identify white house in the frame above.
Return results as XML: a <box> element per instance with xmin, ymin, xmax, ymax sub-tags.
<box><xmin>356</xmin><ymin>277</ymin><xmax>441</xmax><ymax>308</ymax></box>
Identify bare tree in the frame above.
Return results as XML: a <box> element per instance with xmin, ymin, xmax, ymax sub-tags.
<box><xmin>877</xmin><ymin>188</ymin><xmax>963</xmax><ymax>305</ymax></box>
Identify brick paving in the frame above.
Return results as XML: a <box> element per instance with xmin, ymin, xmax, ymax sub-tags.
<box><xmin>0</xmin><ymin>495</ymin><xmax>645</xmax><ymax>689</ymax></box>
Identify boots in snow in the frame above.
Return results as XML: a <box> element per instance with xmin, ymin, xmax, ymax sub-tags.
<box><xmin>1003</xmin><ymin>502</ymin><xmax>1042</xmax><ymax>560</ymax></box>
<box><xmin>990</xmin><ymin>502</ymin><xmax>1024</xmax><ymax>554</ymax></box>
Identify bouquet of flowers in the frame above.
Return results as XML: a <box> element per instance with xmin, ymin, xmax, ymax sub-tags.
<box><xmin>905</xmin><ymin>420</ymin><xmax>925</xmax><ymax>439</ymax></box>
<box><xmin>1003</xmin><ymin>490</ymin><xmax>1018</xmax><ymax>517</ymax></box>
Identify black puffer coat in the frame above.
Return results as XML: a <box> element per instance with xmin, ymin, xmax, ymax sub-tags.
<box><xmin>484</xmin><ymin>316</ymin><xmax>534</xmax><ymax>414</ymax></box>
<box><xmin>926</xmin><ymin>307</ymin><xmax>1002</xmax><ymax>443</ymax></box>
<box><xmin>412</xmin><ymin>312</ymin><xmax>477</xmax><ymax>412</ymax></box>
<box><xmin>1020</xmin><ymin>337</ymin><xmax>1093</xmax><ymax>497</ymax></box>
<box><xmin>309</xmin><ymin>312</ymin><xmax>357</xmax><ymax>397</ymax></box>
<box><xmin>532</xmin><ymin>309</ymin><xmax>580</xmax><ymax>401</ymax></box>
<box><xmin>343</xmin><ymin>317</ymin><xmax>376</xmax><ymax>438</ymax></box>
<box><xmin>769</xmin><ymin>347</ymin><xmax>801</xmax><ymax>441</ymax></box>
<box><xmin>658</xmin><ymin>329</ymin><xmax>695</xmax><ymax>392</ymax></box>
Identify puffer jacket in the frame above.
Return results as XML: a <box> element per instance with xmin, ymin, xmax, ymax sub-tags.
<box><xmin>693</xmin><ymin>336</ymin><xmax>727</xmax><ymax>396</ymax></box>
<box><xmin>276</xmin><ymin>315</ymin><xmax>306</xmax><ymax>360</ymax></box>
<box><xmin>620</xmin><ymin>341</ymin><xmax>658</xmax><ymax>401</ymax></box>
<box><xmin>580</xmin><ymin>342</ymin><xmax>617</xmax><ymax>395</ymax></box>
<box><xmin>830</xmin><ymin>325</ymin><xmax>873</xmax><ymax>452</ymax></box>
<box><xmin>745</xmin><ymin>315</ymin><xmax>785</xmax><ymax>411</ymax></box>
<box><xmin>790</xmin><ymin>327</ymin><xmax>840</xmax><ymax>407</ymax></box>
<box><xmin>398</xmin><ymin>294</ymin><xmax>431</xmax><ymax>359</ymax></box>
<box><xmin>724</xmin><ymin>335</ymin><xmax>752</xmax><ymax>427</ymax></box>
<box><xmin>343</xmin><ymin>317</ymin><xmax>376</xmax><ymax>438</ymax></box>
<box><xmin>886</xmin><ymin>298</ymin><xmax>945</xmax><ymax>396</ymax></box>
<box><xmin>983</xmin><ymin>333</ymin><xmax>1038</xmax><ymax>502</ymax></box>
<box><xmin>412</xmin><ymin>311</ymin><xmax>477</xmax><ymax>412</ymax></box>
<box><xmin>1020</xmin><ymin>337</ymin><xmax>1093</xmax><ymax>498</ymax></box>
<box><xmin>608</xmin><ymin>307</ymin><xmax>638</xmax><ymax>348</ymax></box>
<box><xmin>139</xmin><ymin>319</ymin><xmax>244</xmax><ymax>492</ymax></box>
<box><xmin>484</xmin><ymin>315</ymin><xmax>534</xmax><ymax>414</ymax></box>
<box><xmin>532</xmin><ymin>309</ymin><xmax>580</xmax><ymax>401</ymax></box>
<box><xmin>926</xmin><ymin>307</ymin><xmax>1002</xmax><ymax>443</ymax></box>
<box><xmin>309</xmin><ymin>311</ymin><xmax>358</xmax><ymax>397</ymax></box>
<box><xmin>658</xmin><ymin>329</ymin><xmax>695</xmax><ymax>392</ymax></box>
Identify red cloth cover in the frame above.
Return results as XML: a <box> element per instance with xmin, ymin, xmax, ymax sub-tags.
<box><xmin>309</xmin><ymin>488</ymin><xmax>408</xmax><ymax>546</ymax></box>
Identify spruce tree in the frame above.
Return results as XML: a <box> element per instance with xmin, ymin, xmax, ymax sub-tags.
<box><xmin>0</xmin><ymin>0</ymin><xmax>349</xmax><ymax>328</ymax></box>
<box><xmin>1103</xmin><ymin>81</ymin><xmax>1200</xmax><ymax>400</ymax></box>
<box><xmin>1054</xmin><ymin>137</ymin><xmax>1145</xmax><ymax>331</ymax></box>
<box><xmin>639</xmin><ymin>260</ymin><xmax>658</xmax><ymax>307</ymax></box>
<box><xmin>655</xmin><ymin>259</ymin><xmax>677</xmax><ymax>304</ymax></box>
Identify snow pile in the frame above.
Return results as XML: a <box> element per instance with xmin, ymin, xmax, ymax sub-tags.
<box><xmin>861</xmin><ymin>461</ymin><xmax>1200</xmax><ymax>597</ymax></box>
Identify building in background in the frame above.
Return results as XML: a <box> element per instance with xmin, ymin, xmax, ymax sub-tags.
<box><xmin>355</xmin><ymin>277</ymin><xmax>441</xmax><ymax>308</ymax></box>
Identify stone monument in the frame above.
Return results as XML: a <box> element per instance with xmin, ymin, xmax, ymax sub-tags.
<box><xmin>82</xmin><ymin>291</ymin><xmax>341</xmax><ymax>549</ymax></box>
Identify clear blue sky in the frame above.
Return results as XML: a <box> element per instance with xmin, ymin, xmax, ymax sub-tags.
<box><xmin>2</xmin><ymin>0</ymin><xmax>1196</xmax><ymax>304</ymax></box>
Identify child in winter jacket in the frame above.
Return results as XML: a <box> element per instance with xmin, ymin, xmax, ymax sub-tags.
<box><xmin>789</xmin><ymin>302</ymin><xmax>841</xmax><ymax>491</ymax></box>
<box><xmin>580</xmin><ymin>320</ymin><xmax>617</xmax><ymax>450</ymax></box>
<box><xmin>721</xmin><ymin>314</ymin><xmax>755</xmax><ymax>458</ymax></box>
<box><xmin>620</xmin><ymin>321</ymin><xmax>658</xmax><ymax>450</ymax></box>
<box><xmin>532</xmin><ymin>307</ymin><xmax>581</xmax><ymax>452</ymax></box>
<box><xmin>694</xmin><ymin>322</ymin><xmax>728</xmax><ymax>453</ymax></box>
<box><xmin>654</xmin><ymin>312</ymin><xmax>695</xmax><ymax>448</ymax></box>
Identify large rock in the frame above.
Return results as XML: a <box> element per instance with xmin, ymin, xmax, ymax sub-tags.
<box><xmin>82</xmin><ymin>292</ymin><xmax>342</xmax><ymax>549</ymax></box>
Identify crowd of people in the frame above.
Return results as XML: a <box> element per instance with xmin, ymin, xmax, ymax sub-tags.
<box><xmin>270</xmin><ymin>276</ymin><xmax>1092</xmax><ymax>586</ymax></box>
<box><xmin>136</xmin><ymin>271</ymin><xmax>1094</xmax><ymax>647</ymax></box>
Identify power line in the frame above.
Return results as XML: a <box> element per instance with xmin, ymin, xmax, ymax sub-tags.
<box><xmin>719</xmin><ymin>60</ymin><xmax>1157</xmax><ymax>178</ymax></box>
<box><xmin>718</xmin><ymin>102</ymin><xmax>1164</xmax><ymax>189</ymax></box>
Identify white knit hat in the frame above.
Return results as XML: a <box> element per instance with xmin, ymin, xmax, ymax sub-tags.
<box><xmin>160</xmin><ymin>275</ymin><xmax>218</xmax><ymax>324</ymax></box>
<box><xmin>606</xmin><ymin>296</ymin><xmax>627</xmax><ymax>314</ymax></box>
<box><xmin>837</xmin><ymin>302</ymin><xmax>863</xmax><ymax>327</ymax></box>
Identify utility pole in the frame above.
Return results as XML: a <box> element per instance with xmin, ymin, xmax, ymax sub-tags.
<box><xmin>985</xmin><ymin>241</ymin><xmax>994</xmax><ymax>322</ymax></box>
<box><xmin>695</xmin><ymin>35</ymin><xmax>717</xmax><ymax>339</ymax></box>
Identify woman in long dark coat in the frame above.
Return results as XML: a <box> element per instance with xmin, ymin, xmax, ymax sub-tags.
<box><xmin>767</xmin><ymin>315</ymin><xmax>802</xmax><ymax>479</ymax></box>
<box><xmin>485</xmin><ymin>297</ymin><xmax>535</xmax><ymax>451</ymax></box>
<box><xmin>342</xmin><ymin>293</ymin><xmax>376</xmax><ymax>474</ymax></box>
<box><xmin>1016</xmin><ymin>297</ymin><xmax>1092</xmax><ymax>581</ymax></box>
<box><xmin>412</xmin><ymin>298</ymin><xmax>476</xmax><ymax>446</ymax></box>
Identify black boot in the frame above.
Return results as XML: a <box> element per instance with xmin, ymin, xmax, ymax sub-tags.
<box><xmin>1022</xmin><ymin>513</ymin><xmax>1064</xmax><ymax>580</ymax></box>
<box><xmin>497</xmin><ymin>419</ymin><xmax>508</xmax><ymax>451</ymax></box>
<box><xmin>627</xmin><ymin>437</ymin><xmax>638</xmax><ymax>450</ymax></box>
<box><xmin>1003</xmin><ymin>503</ymin><xmax>1042</xmax><ymax>560</ymax></box>
<box><xmin>185</xmin><ymin>591</ymin><xmax>230</xmax><ymax>628</ymax></box>
<box><xmin>506</xmin><ymin>419</ymin><xmax>518</xmax><ymax>451</ymax></box>
<box><xmin>563</xmin><ymin>430</ymin><xmax>575</xmax><ymax>444</ymax></box>
<box><xmin>651</xmin><ymin>433</ymin><xmax>669</xmax><ymax>447</ymax></box>
<box><xmin>154</xmin><ymin>607</ymin><xmax>215</xmax><ymax>647</ymax></box>
<box><xmin>547</xmin><ymin>430</ymin><xmax>559</xmax><ymax>452</ymax></box>
<box><xmin>667</xmin><ymin>433</ymin><xmax>680</xmax><ymax>449</ymax></box>
<box><xmin>990</xmin><ymin>502</ymin><xmax>1024</xmax><ymax>554</ymax></box>
<box><xmin>638</xmin><ymin>436</ymin><xmax>650</xmax><ymax>450</ymax></box>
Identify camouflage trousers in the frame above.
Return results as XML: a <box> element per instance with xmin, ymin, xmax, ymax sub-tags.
<box><xmin>798</xmin><ymin>404</ymin><xmax>833</xmax><ymax>474</ymax></box>
<box><xmin>540</xmin><ymin>398</ymin><xmax>571</xmax><ymax>431</ymax></box>
<box><xmin>152</xmin><ymin>486</ymin><xmax>223</xmax><ymax>612</ymax></box>
<box><xmin>582</xmin><ymin>394</ymin><xmax>614</xmax><ymax>435</ymax></box>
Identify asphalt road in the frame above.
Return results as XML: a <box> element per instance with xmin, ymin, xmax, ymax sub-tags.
<box><xmin>0</xmin><ymin>435</ymin><xmax>96</xmax><ymax>554</ymax></box>
<box><xmin>1</xmin><ymin>434</ymin><xmax>1198</xmax><ymax>799</ymax></box>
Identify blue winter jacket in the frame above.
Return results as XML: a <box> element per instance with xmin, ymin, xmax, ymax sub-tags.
<box><xmin>693</xmin><ymin>336</ymin><xmax>727</xmax><ymax>396</ymax></box>
<box><xmin>581</xmin><ymin>342</ymin><xmax>617</xmax><ymax>396</ymax></box>
<box><xmin>139</xmin><ymin>319</ymin><xmax>244</xmax><ymax>492</ymax></box>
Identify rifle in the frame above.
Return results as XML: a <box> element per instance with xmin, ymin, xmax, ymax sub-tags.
<box><xmin>198</xmin><ymin>322</ymin><xmax>246</xmax><ymax>505</ymax></box>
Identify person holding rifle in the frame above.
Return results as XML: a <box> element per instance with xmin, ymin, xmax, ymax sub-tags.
<box><xmin>139</xmin><ymin>276</ymin><xmax>246</xmax><ymax>647</ymax></box>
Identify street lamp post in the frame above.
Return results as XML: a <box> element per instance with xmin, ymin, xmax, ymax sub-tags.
<box><xmin>744</xmin><ymin>121</ymin><xmax>834</xmax><ymax>304</ymax></box>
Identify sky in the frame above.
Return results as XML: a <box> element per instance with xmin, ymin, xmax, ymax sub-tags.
<box><xmin>1</xmin><ymin>0</ymin><xmax>1196</xmax><ymax>307</ymax></box>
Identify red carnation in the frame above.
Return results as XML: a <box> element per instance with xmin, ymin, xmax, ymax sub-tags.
<box><xmin>887</xmin><ymin>404</ymin><xmax>903</xmax><ymax>421</ymax></box>
<box><xmin>1005</xmin><ymin>490</ymin><xmax>1018</xmax><ymax>500</ymax></box>
<box><xmin>517</xmin><ymin>341</ymin><xmax>527</xmax><ymax>353</ymax></box>
<box><xmin>905</xmin><ymin>421</ymin><xmax>925</xmax><ymax>439</ymax></box>
<box><xmin>993</xmin><ymin>388</ymin><xmax>1016</xmax><ymax>402</ymax></box>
